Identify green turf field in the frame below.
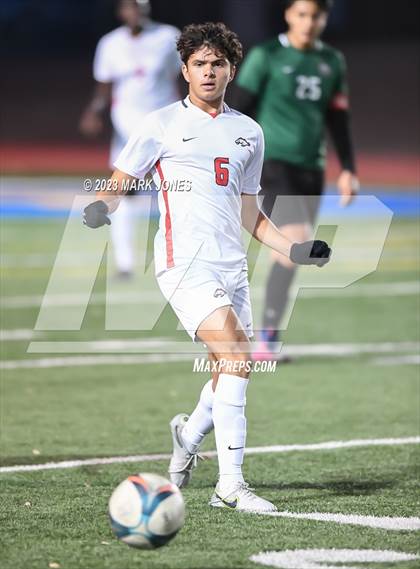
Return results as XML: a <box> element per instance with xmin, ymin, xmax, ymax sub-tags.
<box><xmin>1</xmin><ymin>214</ymin><xmax>419</xmax><ymax>569</ymax></box>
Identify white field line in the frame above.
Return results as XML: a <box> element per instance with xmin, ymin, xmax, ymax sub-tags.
<box><xmin>261</xmin><ymin>511</ymin><xmax>420</xmax><ymax>531</ymax></box>
<box><xmin>0</xmin><ymin>329</ymin><xmax>35</xmax><ymax>340</ymax></box>
<box><xmin>25</xmin><ymin>340</ymin><xmax>420</xmax><ymax>356</ymax></box>
<box><xmin>1</xmin><ymin>341</ymin><xmax>419</xmax><ymax>367</ymax></box>
<box><xmin>2</xmin><ymin>332</ymin><xmax>418</xmax><ymax>360</ymax></box>
<box><xmin>23</xmin><ymin>340</ymin><xmax>410</xmax><ymax>356</ymax></box>
<box><xmin>283</xmin><ymin>341</ymin><xmax>419</xmax><ymax>357</ymax></box>
<box><xmin>1</xmin><ymin>281</ymin><xmax>419</xmax><ymax>309</ymax></box>
<box><xmin>0</xmin><ymin>332</ymin><xmax>173</xmax><ymax>346</ymax></box>
<box><xmin>373</xmin><ymin>355</ymin><xmax>420</xmax><ymax>366</ymax></box>
<box><xmin>0</xmin><ymin>354</ymin><xmax>194</xmax><ymax>370</ymax></box>
<box><xmin>250</xmin><ymin>549</ymin><xmax>420</xmax><ymax>568</ymax></box>
<box><xmin>2</xmin><ymin>329</ymin><xmax>419</xmax><ymax>369</ymax></box>
<box><xmin>0</xmin><ymin>252</ymin><xmax>151</xmax><ymax>269</ymax></box>
<box><xmin>2</xmin><ymin>438</ymin><xmax>419</xmax><ymax>532</ymax></box>
<box><xmin>1</xmin><ymin>436</ymin><xmax>418</xmax><ymax>474</ymax></box>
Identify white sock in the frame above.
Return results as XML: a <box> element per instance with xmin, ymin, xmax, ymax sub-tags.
<box><xmin>182</xmin><ymin>380</ymin><xmax>214</xmax><ymax>454</ymax></box>
<box><xmin>110</xmin><ymin>197</ymin><xmax>134</xmax><ymax>273</ymax></box>
<box><xmin>212</xmin><ymin>373</ymin><xmax>248</xmax><ymax>495</ymax></box>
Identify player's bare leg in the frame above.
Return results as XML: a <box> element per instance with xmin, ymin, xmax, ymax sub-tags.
<box><xmin>197</xmin><ymin>306</ymin><xmax>277</xmax><ymax>512</ymax></box>
<box><xmin>168</xmin><ymin>354</ymin><xmax>217</xmax><ymax>488</ymax></box>
<box><xmin>254</xmin><ymin>221</ymin><xmax>312</xmax><ymax>361</ymax></box>
<box><xmin>110</xmin><ymin>196</ymin><xmax>135</xmax><ymax>278</ymax></box>
<box><xmin>169</xmin><ymin>307</ymin><xmax>247</xmax><ymax>490</ymax></box>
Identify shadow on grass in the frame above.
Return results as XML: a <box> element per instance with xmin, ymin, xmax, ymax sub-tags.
<box><xmin>255</xmin><ymin>478</ymin><xmax>396</xmax><ymax>496</ymax></box>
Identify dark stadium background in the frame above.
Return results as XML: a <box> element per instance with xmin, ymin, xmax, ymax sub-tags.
<box><xmin>1</xmin><ymin>0</ymin><xmax>419</xmax><ymax>184</ymax></box>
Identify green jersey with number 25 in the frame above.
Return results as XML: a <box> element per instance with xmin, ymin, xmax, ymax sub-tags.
<box><xmin>236</xmin><ymin>34</ymin><xmax>349</xmax><ymax>170</ymax></box>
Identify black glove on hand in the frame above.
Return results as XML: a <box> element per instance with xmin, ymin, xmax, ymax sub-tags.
<box><xmin>290</xmin><ymin>240</ymin><xmax>331</xmax><ymax>267</ymax></box>
<box><xmin>83</xmin><ymin>200</ymin><xmax>111</xmax><ymax>228</ymax></box>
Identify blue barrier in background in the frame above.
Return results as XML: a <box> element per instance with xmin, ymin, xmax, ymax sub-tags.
<box><xmin>1</xmin><ymin>189</ymin><xmax>419</xmax><ymax>219</ymax></box>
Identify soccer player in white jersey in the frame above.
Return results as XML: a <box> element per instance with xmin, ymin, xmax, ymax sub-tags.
<box><xmin>80</xmin><ymin>0</ymin><xmax>181</xmax><ymax>278</ymax></box>
<box><xmin>84</xmin><ymin>22</ymin><xmax>331</xmax><ymax>513</ymax></box>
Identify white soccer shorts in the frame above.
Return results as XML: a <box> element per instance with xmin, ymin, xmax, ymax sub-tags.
<box><xmin>157</xmin><ymin>262</ymin><xmax>254</xmax><ymax>341</ymax></box>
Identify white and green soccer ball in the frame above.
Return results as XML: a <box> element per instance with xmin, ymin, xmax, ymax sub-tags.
<box><xmin>109</xmin><ymin>472</ymin><xmax>185</xmax><ymax>549</ymax></box>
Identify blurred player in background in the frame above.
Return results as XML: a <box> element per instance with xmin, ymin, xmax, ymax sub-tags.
<box><xmin>80</xmin><ymin>0</ymin><xmax>181</xmax><ymax>278</ymax></box>
<box><xmin>234</xmin><ymin>0</ymin><xmax>359</xmax><ymax>359</ymax></box>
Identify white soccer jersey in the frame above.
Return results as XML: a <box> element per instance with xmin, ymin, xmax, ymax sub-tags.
<box><xmin>114</xmin><ymin>97</ymin><xmax>265</xmax><ymax>275</ymax></box>
<box><xmin>93</xmin><ymin>22</ymin><xmax>181</xmax><ymax>140</ymax></box>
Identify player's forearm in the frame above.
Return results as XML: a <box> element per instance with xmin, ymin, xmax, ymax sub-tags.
<box><xmin>96</xmin><ymin>193</ymin><xmax>120</xmax><ymax>215</ymax></box>
<box><xmin>243</xmin><ymin>208</ymin><xmax>292</xmax><ymax>258</ymax></box>
<box><xmin>326</xmin><ymin>108</ymin><xmax>356</xmax><ymax>173</ymax></box>
<box><xmin>254</xmin><ymin>214</ymin><xmax>292</xmax><ymax>257</ymax></box>
<box><xmin>87</xmin><ymin>82</ymin><xmax>112</xmax><ymax>115</ymax></box>
<box><xmin>96</xmin><ymin>169</ymin><xmax>134</xmax><ymax>214</ymax></box>
<box><xmin>80</xmin><ymin>83</ymin><xmax>112</xmax><ymax>137</ymax></box>
<box><xmin>248</xmin><ymin>211</ymin><xmax>332</xmax><ymax>267</ymax></box>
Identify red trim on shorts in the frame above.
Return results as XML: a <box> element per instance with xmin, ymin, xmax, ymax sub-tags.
<box><xmin>155</xmin><ymin>159</ymin><xmax>175</xmax><ymax>269</ymax></box>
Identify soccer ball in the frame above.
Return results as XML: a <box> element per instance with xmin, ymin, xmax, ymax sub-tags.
<box><xmin>108</xmin><ymin>472</ymin><xmax>185</xmax><ymax>549</ymax></box>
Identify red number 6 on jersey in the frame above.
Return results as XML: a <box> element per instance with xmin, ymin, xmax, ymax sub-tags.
<box><xmin>214</xmin><ymin>157</ymin><xmax>230</xmax><ymax>186</ymax></box>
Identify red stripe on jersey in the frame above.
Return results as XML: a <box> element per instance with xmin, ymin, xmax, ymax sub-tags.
<box><xmin>209</xmin><ymin>111</ymin><xmax>218</xmax><ymax>118</ymax></box>
<box><xmin>155</xmin><ymin>160</ymin><xmax>175</xmax><ymax>269</ymax></box>
<box><xmin>329</xmin><ymin>93</ymin><xmax>350</xmax><ymax>111</ymax></box>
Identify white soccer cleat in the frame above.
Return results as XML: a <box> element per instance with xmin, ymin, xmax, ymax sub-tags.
<box><xmin>168</xmin><ymin>413</ymin><xmax>200</xmax><ymax>488</ymax></box>
<box><xmin>209</xmin><ymin>481</ymin><xmax>277</xmax><ymax>513</ymax></box>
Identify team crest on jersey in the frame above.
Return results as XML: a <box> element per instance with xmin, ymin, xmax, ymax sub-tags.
<box><xmin>214</xmin><ymin>288</ymin><xmax>227</xmax><ymax>298</ymax></box>
<box><xmin>235</xmin><ymin>137</ymin><xmax>251</xmax><ymax>147</ymax></box>
<box><xmin>318</xmin><ymin>62</ymin><xmax>332</xmax><ymax>76</ymax></box>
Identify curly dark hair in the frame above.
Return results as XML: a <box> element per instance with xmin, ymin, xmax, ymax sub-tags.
<box><xmin>285</xmin><ymin>0</ymin><xmax>334</xmax><ymax>11</ymax></box>
<box><xmin>177</xmin><ymin>22</ymin><xmax>243</xmax><ymax>66</ymax></box>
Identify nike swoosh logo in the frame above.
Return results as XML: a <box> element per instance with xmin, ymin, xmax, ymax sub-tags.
<box><xmin>228</xmin><ymin>445</ymin><xmax>244</xmax><ymax>450</ymax></box>
<box><xmin>182</xmin><ymin>137</ymin><xmax>198</xmax><ymax>142</ymax></box>
<box><xmin>215</xmin><ymin>493</ymin><xmax>238</xmax><ymax>509</ymax></box>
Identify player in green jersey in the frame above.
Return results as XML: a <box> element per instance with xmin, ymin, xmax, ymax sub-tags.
<box><xmin>234</xmin><ymin>0</ymin><xmax>359</xmax><ymax>359</ymax></box>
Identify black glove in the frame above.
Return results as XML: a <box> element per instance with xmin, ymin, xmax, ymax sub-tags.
<box><xmin>290</xmin><ymin>240</ymin><xmax>331</xmax><ymax>267</ymax></box>
<box><xmin>83</xmin><ymin>200</ymin><xmax>111</xmax><ymax>228</ymax></box>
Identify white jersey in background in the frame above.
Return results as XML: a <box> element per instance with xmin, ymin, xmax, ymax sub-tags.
<box><xmin>114</xmin><ymin>97</ymin><xmax>265</xmax><ymax>276</ymax></box>
<box><xmin>93</xmin><ymin>20</ymin><xmax>181</xmax><ymax>276</ymax></box>
<box><xmin>94</xmin><ymin>21</ymin><xmax>181</xmax><ymax>143</ymax></box>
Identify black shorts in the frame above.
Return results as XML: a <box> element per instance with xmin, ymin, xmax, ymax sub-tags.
<box><xmin>260</xmin><ymin>160</ymin><xmax>324</xmax><ymax>226</ymax></box>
